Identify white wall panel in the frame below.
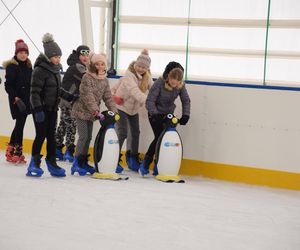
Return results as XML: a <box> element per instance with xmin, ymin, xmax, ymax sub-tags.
<box><xmin>1</xmin><ymin>69</ymin><xmax>300</xmax><ymax>173</ymax></box>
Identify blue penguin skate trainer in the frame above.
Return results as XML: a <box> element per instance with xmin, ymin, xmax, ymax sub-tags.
<box><xmin>154</xmin><ymin>114</ymin><xmax>185</xmax><ymax>183</ymax></box>
<box><xmin>93</xmin><ymin>110</ymin><xmax>128</xmax><ymax>180</ymax></box>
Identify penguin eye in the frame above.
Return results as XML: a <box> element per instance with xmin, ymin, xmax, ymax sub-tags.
<box><xmin>108</xmin><ymin>111</ymin><xmax>114</xmax><ymax>116</ymax></box>
<box><xmin>167</xmin><ymin>114</ymin><xmax>173</xmax><ymax>119</ymax></box>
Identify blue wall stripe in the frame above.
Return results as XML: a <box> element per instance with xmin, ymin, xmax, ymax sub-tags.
<box><xmin>1</xmin><ymin>66</ymin><xmax>300</xmax><ymax>91</ymax></box>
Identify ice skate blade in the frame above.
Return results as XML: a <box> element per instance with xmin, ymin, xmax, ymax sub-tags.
<box><xmin>26</xmin><ymin>171</ymin><xmax>43</xmax><ymax>177</ymax></box>
<box><xmin>156</xmin><ymin>175</ymin><xmax>185</xmax><ymax>183</ymax></box>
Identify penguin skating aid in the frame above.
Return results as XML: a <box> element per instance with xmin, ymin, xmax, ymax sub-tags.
<box><xmin>92</xmin><ymin>111</ymin><xmax>129</xmax><ymax>180</ymax></box>
<box><xmin>154</xmin><ymin>114</ymin><xmax>185</xmax><ymax>183</ymax></box>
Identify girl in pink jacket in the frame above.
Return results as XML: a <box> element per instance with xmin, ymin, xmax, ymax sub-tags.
<box><xmin>111</xmin><ymin>49</ymin><xmax>153</xmax><ymax>172</ymax></box>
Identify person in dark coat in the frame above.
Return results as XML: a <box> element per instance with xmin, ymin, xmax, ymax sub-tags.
<box><xmin>139</xmin><ymin>62</ymin><xmax>191</xmax><ymax>176</ymax></box>
<box><xmin>55</xmin><ymin>45</ymin><xmax>90</xmax><ymax>162</ymax></box>
<box><xmin>26</xmin><ymin>33</ymin><xmax>66</xmax><ymax>177</ymax></box>
<box><xmin>3</xmin><ymin>39</ymin><xmax>32</xmax><ymax>163</ymax></box>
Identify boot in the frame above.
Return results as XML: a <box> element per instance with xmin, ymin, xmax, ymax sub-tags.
<box><xmin>125</xmin><ymin>150</ymin><xmax>131</xmax><ymax>167</ymax></box>
<box><xmin>82</xmin><ymin>154</ymin><xmax>96</xmax><ymax>174</ymax></box>
<box><xmin>152</xmin><ymin>163</ymin><xmax>158</xmax><ymax>176</ymax></box>
<box><xmin>71</xmin><ymin>156</ymin><xmax>88</xmax><ymax>176</ymax></box>
<box><xmin>11</xmin><ymin>144</ymin><xmax>26</xmax><ymax>164</ymax></box>
<box><xmin>45</xmin><ymin>157</ymin><xmax>66</xmax><ymax>177</ymax></box>
<box><xmin>5</xmin><ymin>143</ymin><xmax>15</xmax><ymax>162</ymax></box>
<box><xmin>63</xmin><ymin>144</ymin><xmax>75</xmax><ymax>162</ymax></box>
<box><xmin>127</xmin><ymin>153</ymin><xmax>142</xmax><ymax>172</ymax></box>
<box><xmin>26</xmin><ymin>155</ymin><xmax>44</xmax><ymax>177</ymax></box>
<box><xmin>115</xmin><ymin>153</ymin><xmax>124</xmax><ymax>173</ymax></box>
<box><xmin>55</xmin><ymin>144</ymin><xmax>64</xmax><ymax>161</ymax></box>
<box><xmin>139</xmin><ymin>155</ymin><xmax>153</xmax><ymax>177</ymax></box>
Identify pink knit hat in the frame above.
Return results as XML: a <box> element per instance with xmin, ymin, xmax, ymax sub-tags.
<box><xmin>135</xmin><ymin>49</ymin><xmax>151</xmax><ymax>69</ymax></box>
<box><xmin>89</xmin><ymin>52</ymin><xmax>107</xmax><ymax>67</ymax></box>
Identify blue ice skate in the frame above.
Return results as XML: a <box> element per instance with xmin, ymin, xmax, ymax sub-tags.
<box><xmin>45</xmin><ymin>158</ymin><xmax>66</xmax><ymax>177</ymax></box>
<box><xmin>71</xmin><ymin>157</ymin><xmax>88</xmax><ymax>176</ymax></box>
<box><xmin>127</xmin><ymin>153</ymin><xmax>141</xmax><ymax>172</ymax></box>
<box><xmin>26</xmin><ymin>155</ymin><xmax>44</xmax><ymax>177</ymax></box>
<box><xmin>152</xmin><ymin>163</ymin><xmax>158</xmax><ymax>176</ymax></box>
<box><xmin>115</xmin><ymin>164</ymin><xmax>124</xmax><ymax>173</ymax></box>
<box><xmin>63</xmin><ymin>149</ymin><xmax>74</xmax><ymax>162</ymax></box>
<box><xmin>55</xmin><ymin>148</ymin><xmax>64</xmax><ymax>161</ymax></box>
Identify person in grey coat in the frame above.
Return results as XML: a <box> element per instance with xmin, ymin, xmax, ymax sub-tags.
<box><xmin>139</xmin><ymin>62</ymin><xmax>191</xmax><ymax>176</ymax></box>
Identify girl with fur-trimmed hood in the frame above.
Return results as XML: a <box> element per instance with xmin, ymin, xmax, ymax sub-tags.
<box><xmin>111</xmin><ymin>49</ymin><xmax>153</xmax><ymax>172</ymax></box>
<box><xmin>3</xmin><ymin>39</ymin><xmax>32</xmax><ymax>164</ymax></box>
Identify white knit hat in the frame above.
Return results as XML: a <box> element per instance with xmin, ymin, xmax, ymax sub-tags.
<box><xmin>135</xmin><ymin>49</ymin><xmax>151</xmax><ymax>69</ymax></box>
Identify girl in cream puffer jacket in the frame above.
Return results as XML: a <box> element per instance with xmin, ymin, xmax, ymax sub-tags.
<box><xmin>111</xmin><ymin>49</ymin><xmax>153</xmax><ymax>172</ymax></box>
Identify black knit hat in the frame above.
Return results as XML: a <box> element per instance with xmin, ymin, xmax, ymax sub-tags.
<box><xmin>76</xmin><ymin>45</ymin><xmax>90</xmax><ymax>56</ymax></box>
<box><xmin>163</xmin><ymin>61</ymin><xmax>184</xmax><ymax>80</ymax></box>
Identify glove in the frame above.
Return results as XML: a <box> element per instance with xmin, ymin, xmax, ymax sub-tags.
<box><xmin>15</xmin><ymin>99</ymin><xmax>26</xmax><ymax>113</ymax></box>
<box><xmin>93</xmin><ymin>111</ymin><xmax>105</xmax><ymax>120</ymax></box>
<box><xmin>34</xmin><ymin>111</ymin><xmax>45</xmax><ymax>123</ymax></box>
<box><xmin>179</xmin><ymin>115</ymin><xmax>189</xmax><ymax>125</ymax></box>
<box><xmin>113</xmin><ymin>95</ymin><xmax>123</xmax><ymax>105</ymax></box>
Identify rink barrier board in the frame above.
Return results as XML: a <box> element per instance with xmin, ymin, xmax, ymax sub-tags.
<box><xmin>1</xmin><ymin>135</ymin><xmax>300</xmax><ymax>191</ymax></box>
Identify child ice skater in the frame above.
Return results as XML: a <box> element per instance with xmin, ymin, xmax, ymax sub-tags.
<box><xmin>3</xmin><ymin>39</ymin><xmax>32</xmax><ymax>164</ymax></box>
<box><xmin>55</xmin><ymin>45</ymin><xmax>90</xmax><ymax>162</ymax></box>
<box><xmin>26</xmin><ymin>33</ymin><xmax>66</xmax><ymax>177</ymax></box>
<box><xmin>111</xmin><ymin>49</ymin><xmax>153</xmax><ymax>172</ymax></box>
<box><xmin>139</xmin><ymin>62</ymin><xmax>191</xmax><ymax>176</ymax></box>
<box><xmin>71</xmin><ymin>52</ymin><xmax>117</xmax><ymax>176</ymax></box>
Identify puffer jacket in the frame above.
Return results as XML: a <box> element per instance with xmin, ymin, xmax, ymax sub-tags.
<box><xmin>146</xmin><ymin>77</ymin><xmax>191</xmax><ymax>116</ymax></box>
<box><xmin>72</xmin><ymin>72</ymin><xmax>117</xmax><ymax>121</ymax></box>
<box><xmin>59</xmin><ymin>50</ymin><xmax>86</xmax><ymax>108</ymax></box>
<box><xmin>30</xmin><ymin>54</ymin><xmax>62</xmax><ymax>112</ymax></box>
<box><xmin>3</xmin><ymin>57</ymin><xmax>32</xmax><ymax>119</ymax></box>
<box><xmin>111</xmin><ymin>62</ymin><xmax>153</xmax><ymax>115</ymax></box>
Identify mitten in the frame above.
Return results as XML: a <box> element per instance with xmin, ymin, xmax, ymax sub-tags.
<box><xmin>35</xmin><ymin>111</ymin><xmax>45</xmax><ymax>123</ymax></box>
<box><xmin>113</xmin><ymin>95</ymin><xmax>123</xmax><ymax>105</ymax></box>
<box><xmin>179</xmin><ymin>115</ymin><xmax>189</xmax><ymax>125</ymax></box>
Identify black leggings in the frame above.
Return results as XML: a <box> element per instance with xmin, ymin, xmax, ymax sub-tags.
<box><xmin>9</xmin><ymin>115</ymin><xmax>28</xmax><ymax>145</ymax></box>
<box><xmin>145</xmin><ymin>114</ymin><xmax>165</xmax><ymax>159</ymax></box>
<box><xmin>32</xmin><ymin>111</ymin><xmax>57</xmax><ymax>158</ymax></box>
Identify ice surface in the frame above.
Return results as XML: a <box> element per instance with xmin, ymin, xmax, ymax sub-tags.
<box><xmin>0</xmin><ymin>152</ymin><xmax>300</xmax><ymax>250</ymax></box>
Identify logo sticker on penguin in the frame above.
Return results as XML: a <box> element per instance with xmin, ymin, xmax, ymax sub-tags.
<box><xmin>108</xmin><ymin>139</ymin><xmax>119</xmax><ymax>144</ymax></box>
<box><xmin>164</xmin><ymin>142</ymin><xmax>180</xmax><ymax>147</ymax></box>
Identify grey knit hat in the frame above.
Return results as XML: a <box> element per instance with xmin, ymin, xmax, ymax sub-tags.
<box><xmin>42</xmin><ymin>33</ymin><xmax>62</xmax><ymax>58</ymax></box>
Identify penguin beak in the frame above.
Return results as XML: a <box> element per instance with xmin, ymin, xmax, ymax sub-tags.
<box><xmin>115</xmin><ymin>114</ymin><xmax>120</xmax><ymax>121</ymax></box>
<box><xmin>172</xmin><ymin>117</ymin><xmax>178</xmax><ymax>124</ymax></box>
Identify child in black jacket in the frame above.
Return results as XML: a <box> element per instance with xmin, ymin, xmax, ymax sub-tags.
<box><xmin>26</xmin><ymin>33</ymin><xmax>66</xmax><ymax>177</ymax></box>
<box><xmin>3</xmin><ymin>39</ymin><xmax>32</xmax><ymax>163</ymax></box>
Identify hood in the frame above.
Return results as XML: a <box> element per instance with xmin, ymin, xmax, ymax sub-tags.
<box><xmin>66</xmin><ymin>50</ymin><xmax>81</xmax><ymax>66</ymax></box>
<box><xmin>34</xmin><ymin>53</ymin><xmax>62</xmax><ymax>74</ymax></box>
<box><xmin>2</xmin><ymin>57</ymin><xmax>32</xmax><ymax>69</ymax></box>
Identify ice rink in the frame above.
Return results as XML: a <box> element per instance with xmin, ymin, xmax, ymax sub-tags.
<box><xmin>1</xmin><ymin>152</ymin><xmax>300</xmax><ymax>250</ymax></box>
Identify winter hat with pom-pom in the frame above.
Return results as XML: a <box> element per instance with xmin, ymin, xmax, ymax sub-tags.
<box><xmin>135</xmin><ymin>49</ymin><xmax>151</xmax><ymax>69</ymax></box>
<box><xmin>15</xmin><ymin>39</ymin><xmax>29</xmax><ymax>55</ymax></box>
<box><xmin>42</xmin><ymin>33</ymin><xmax>62</xmax><ymax>58</ymax></box>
